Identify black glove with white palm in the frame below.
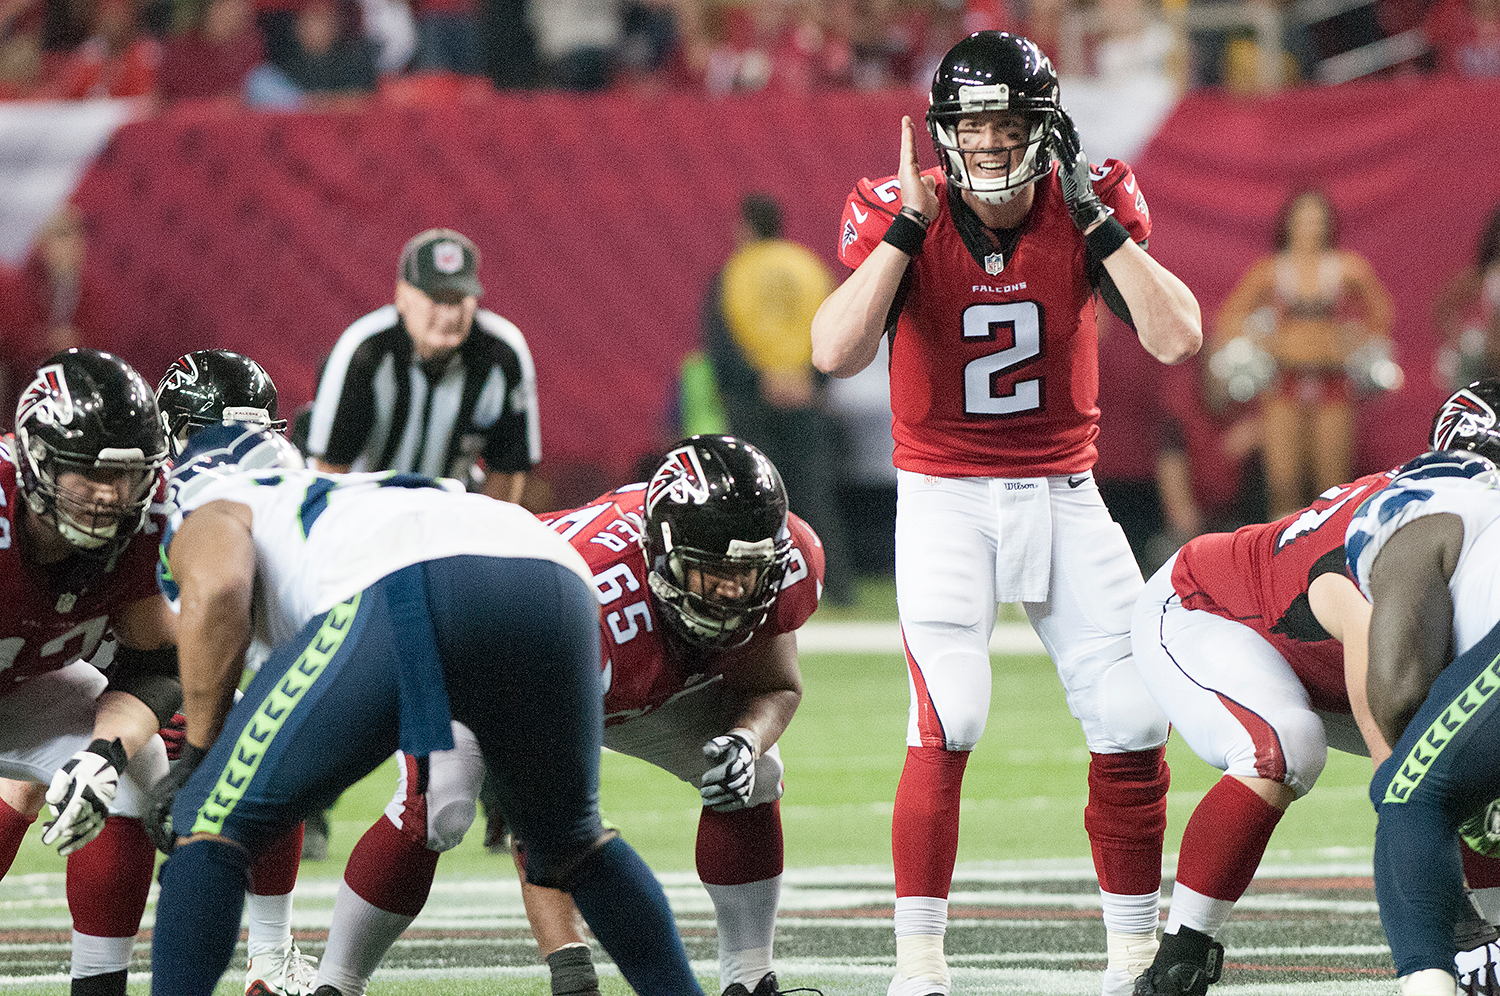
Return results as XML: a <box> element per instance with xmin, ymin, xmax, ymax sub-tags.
<box><xmin>1052</xmin><ymin>109</ymin><xmax>1108</xmax><ymax>233</ymax></box>
<box><xmin>144</xmin><ymin>743</ymin><xmax>208</xmax><ymax>854</ymax></box>
<box><xmin>700</xmin><ymin>731</ymin><xmax>759</xmax><ymax>811</ymax></box>
<box><xmin>41</xmin><ymin>737</ymin><xmax>128</xmax><ymax>855</ymax></box>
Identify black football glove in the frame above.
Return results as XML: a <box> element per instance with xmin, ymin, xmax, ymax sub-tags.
<box><xmin>1053</xmin><ymin>110</ymin><xmax>1109</xmax><ymax>233</ymax></box>
<box><xmin>144</xmin><ymin>743</ymin><xmax>208</xmax><ymax>854</ymax></box>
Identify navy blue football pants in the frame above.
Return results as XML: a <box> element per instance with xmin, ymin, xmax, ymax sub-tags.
<box><xmin>151</xmin><ymin>555</ymin><xmax>702</xmax><ymax>996</ymax></box>
<box><xmin>1371</xmin><ymin>617</ymin><xmax>1500</xmax><ymax>978</ymax></box>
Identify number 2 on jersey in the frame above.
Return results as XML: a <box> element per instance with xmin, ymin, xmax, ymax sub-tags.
<box><xmin>962</xmin><ymin>301</ymin><xmax>1041</xmax><ymax>416</ymax></box>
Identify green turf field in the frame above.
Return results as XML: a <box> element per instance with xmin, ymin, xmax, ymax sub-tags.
<box><xmin>0</xmin><ymin>581</ymin><xmax>1391</xmax><ymax>994</ymax></box>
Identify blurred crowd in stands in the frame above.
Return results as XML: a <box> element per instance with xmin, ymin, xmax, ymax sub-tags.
<box><xmin>0</xmin><ymin>0</ymin><xmax>1495</xmax><ymax>105</ymax></box>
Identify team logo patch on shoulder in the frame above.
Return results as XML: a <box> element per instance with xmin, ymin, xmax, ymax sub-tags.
<box><xmin>842</xmin><ymin>219</ymin><xmax>858</xmax><ymax>252</ymax></box>
<box><xmin>16</xmin><ymin>363</ymin><xmax>74</xmax><ymax>427</ymax></box>
<box><xmin>159</xmin><ymin>353</ymin><xmax>201</xmax><ymax>392</ymax></box>
<box><xmin>647</xmin><ymin>445</ymin><xmax>711</xmax><ymax>510</ymax></box>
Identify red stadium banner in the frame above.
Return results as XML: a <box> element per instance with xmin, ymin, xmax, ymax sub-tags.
<box><xmin>66</xmin><ymin>78</ymin><xmax>1500</xmax><ymax>507</ymax></box>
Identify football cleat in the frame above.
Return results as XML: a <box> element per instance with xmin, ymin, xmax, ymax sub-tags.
<box><xmin>1132</xmin><ymin>927</ymin><xmax>1224</xmax><ymax>996</ymax></box>
<box><xmin>245</xmin><ymin>939</ymin><xmax>319</xmax><ymax>996</ymax></box>
<box><xmin>722</xmin><ymin>973</ymin><xmax>824</xmax><ymax>996</ymax></box>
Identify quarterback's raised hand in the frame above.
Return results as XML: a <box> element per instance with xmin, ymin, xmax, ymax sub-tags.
<box><xmin>700</xmin><ymin>731</ymin><xmax>759</xmax><ymax>811</ymax></box>
<box><xmin>1053</xmin><ymin>110</ymin><xmax>1108</xmax><ymax>233</ymax></box>
<box><xmin>144</xmin><ymin>743</ymin><xmax>207</xmax><ymax>854</ymax></box>
<box><xmin>898</xmin><ymin>115</ymin><xmax>939</xmax><ymax>222</ymax></box>
<box><xmin>41</xmin><ymin>738</ymin><xmax>128</xmax><ymax>855</ymax></box>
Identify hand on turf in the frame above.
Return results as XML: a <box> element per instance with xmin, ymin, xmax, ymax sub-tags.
<box><xmin>144</xmin><ymin>743</ymin><xmax>207</xmax><ymax>854</ymax></box>
<box><xmin>1052</xmin><ymin>110</ymin><xmax>1108</xmax><ymax>233</ymax></box>
<box><xmin>41</xmin><ymin>738</ymin><xmax>127</xmax><ymax>855</ymax></box>
<box><xmin>701</xmin><ymin>732</ymin><xmax>757</xmax><ymax>811</ymax></box>
<box><xmin>898</xmin><ymin>116</ymin><xmax>939</xmax><ymax>222</ymax></box>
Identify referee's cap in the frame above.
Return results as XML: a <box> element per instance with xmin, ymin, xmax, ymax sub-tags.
<box><xmin>399</xmin><ymin>228</ymin><xmax>483</xmax><ymax>299</ymax></box>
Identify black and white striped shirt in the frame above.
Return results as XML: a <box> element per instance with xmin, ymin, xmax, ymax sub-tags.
<box><xmin>307</xmin><ymin>305</ymin><xmax>540</xmax><ymax>479</ymax></box>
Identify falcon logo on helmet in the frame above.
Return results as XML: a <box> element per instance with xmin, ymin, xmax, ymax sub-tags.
<box><xmin>16</xmin><ymin>365</ymin><xmax>74</xmax><ymax>429</ymax></box>
<box><xmin>158</xmin><ymin>353</ymin><xmax>202</xmax><ymax>393</ymax></box>
<box><xmin>1431</xmin><ymin>379</ymin><xmax>1500</xmax><ymax>465</ymax></box>
<box><xmin>647</xmin><ymin>444</ymin><xmax>712</xmax><ymax>509</ymax></box>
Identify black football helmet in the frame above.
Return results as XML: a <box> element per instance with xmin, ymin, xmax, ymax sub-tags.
<box><xmin>14</xmin><ymin>348</ymin><xmax>168</xmax><ymax>559</ymax></box>
<box><xmin>644</xmin><ymin>435</ymin><xmax>793</xmax><ymax>651</ymax></box>
<box><xmin>927</xmin><ymin>31</ymin><xmax>1062</xmax><ymax>205</ymax></box>
<box><xmin>156</xmin><ymin>349</ymin><xmax>286</xmax><ymax>457</ymax></box>
<box><xmin>1431</xmin><ymin>379</ymin><xmax>1500</xmax><ymax>465</ymax></box>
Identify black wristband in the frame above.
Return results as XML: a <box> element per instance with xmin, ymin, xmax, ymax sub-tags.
<box><xmin>1085</xmin><ymin>216</ymin><xmax>1132</xmax><ymax>261</ymax></box>
<box><xmin>882</xmin><ymin>212</ymin><xmax>928</xmax><ymax>256</ymax></box>
<box><xmin>88</xmin><ymin>737</ymin><xmax>129</xmax><ymax>773</ymax></box>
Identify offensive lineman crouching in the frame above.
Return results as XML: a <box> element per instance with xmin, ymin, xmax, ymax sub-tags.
<box><xmin>313</xmin><ymin>435</ymin><xmax>824</xmax><ymax>996</ymax></box>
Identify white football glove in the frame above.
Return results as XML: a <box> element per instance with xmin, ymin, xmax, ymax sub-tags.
<box><xmin>42</xmin><ymin>738</ymin><xmax>128</xmax><ymax>856</ymax></box>
<box><xmin>1456</xmin><ymin>938</ymin><xmax>1500</xmax><ymax>993</ymax></box>
<box><xmin>700</xmin><ymin>732</ymin><xmax>758</xmax><ymax>811</ymax></box>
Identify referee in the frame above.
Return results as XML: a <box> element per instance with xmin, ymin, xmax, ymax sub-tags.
<box><xmin>307</xmin><ymin>228</ymin><xmax>540</xmax><ymax>502</ymax></box>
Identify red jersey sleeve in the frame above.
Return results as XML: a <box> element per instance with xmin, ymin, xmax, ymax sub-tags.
<box><xmin>1092</xmin><ymin>158</ymin><xmax>1151</xmax><ymax>244</ymax></box>
<box><xmin>838</xmin><ymin>169</ymin><xmax>946</xmax><ymax>269</ymax></box>
<box><xmin>772</xmin><ymin>512</ymin><xmax>824</xmax><ymax>633</ymax></box>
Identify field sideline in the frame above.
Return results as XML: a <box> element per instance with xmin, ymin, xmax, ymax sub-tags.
<box><xmin>0</xmin><ymin>608</ymin><xmax>1394</xmax><ymax>994</ymax></box>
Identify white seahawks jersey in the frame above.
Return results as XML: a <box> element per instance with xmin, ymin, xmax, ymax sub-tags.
<box><xmin>168</xmin><ymin>469</ymin><xmax>592</xmax><ymax>650</ymax></box>
<box><xmin>1346</xmin><ymin>475</ymin><xmax>1500</xmax><ymax>657</ymax></box>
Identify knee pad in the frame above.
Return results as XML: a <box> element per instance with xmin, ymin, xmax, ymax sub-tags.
<box><xmin>745</xmin><ymin>747</ymin><xmax>785</xmax><ymax>808</ymax></box>
<box><xmin>1271</xmin><ymin>710</ymin><xmax>1328</xmax><ymax>799</ymax></box>
<box><xmin>426</xmin><ymin>796</ymin><xmax>477</xmax><ymax>853</ymax></box>
<box><xmin>903</xmin><ymin>636</ymin><xmax>992</xmax><ymax>750</ymax></box>
<box><xmin>1088</xmin><ymin>657</ymin><xmax>1169</xmax><ymax>752</ymax></box>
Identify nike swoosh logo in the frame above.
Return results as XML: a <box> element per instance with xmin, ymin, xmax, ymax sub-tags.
<box><xmin>1124</xmin><ymin>175</ymin><xmax>1136</xmax><ymax>194</ymax></box>
<box><xmin>852</xmin><ymin>204</ymin><xmax>868</xmax><ymax>223</ymax></box>
<box><xmin>1068</xmin><ymin>476</ymin><xmax>1087</xmax><ymax>488</ymax></box>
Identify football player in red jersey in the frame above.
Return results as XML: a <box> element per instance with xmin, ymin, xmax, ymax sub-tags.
<box><xmin>1127</xmin><ymin>380</ymin><xmax>1500</xmax><ymax>996</ymax></box>
<box><xmin>808</xmin><ymin>30</ymin><xmax>1202</xmax><ymax>996</ymax></box>
<box><xmin>0</xmin><ymin>348</ymin><xmax>180</xmax><ymax>996</ymax></box>
<box><xmin>310</xmin><ymin>435</ymin><xmax>824</xmax><ymax>996</ymax></box>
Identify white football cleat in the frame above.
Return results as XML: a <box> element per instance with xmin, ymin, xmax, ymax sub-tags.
<box><xmin>246</xmin><ymin>938</ymin><xmax>319</xmax><ymax>996</ymax></box>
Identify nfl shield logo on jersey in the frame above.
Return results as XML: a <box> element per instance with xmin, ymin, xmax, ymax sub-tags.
<box><xmin>984</xmin><ymin>252</ymin><xmax>1004</xmax><ymax>275</ymax></box>
<box><xmin>647</xmin><ymin>445</ymin><xmax>711</xmax><ymax>508</ymax></box>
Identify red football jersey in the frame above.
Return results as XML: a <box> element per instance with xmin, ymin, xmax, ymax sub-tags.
<box><xmin>1169</xmin><ymin>470</ymin><xmax>1394</xmax><ymax>713</ymax></box>
<box><xmin>838</xmin><ymin>162</ymin><xmax>1151</xmax><ymax>477</ymax></box>
<box><xmin>540</xmin><ymin>484</ymin><xmax>824</xmax><ymax>726</ymax></box>
<box><xmin>0</xmin><ymin>439</ymin><xmax>166</xmax><ymax>698</ymax></box>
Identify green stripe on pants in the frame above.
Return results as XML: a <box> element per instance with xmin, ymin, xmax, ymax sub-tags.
<box><xmin>190</xmin><ymin>594</ymin><xmax>362</xmax><ymax>836</ymax></box>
